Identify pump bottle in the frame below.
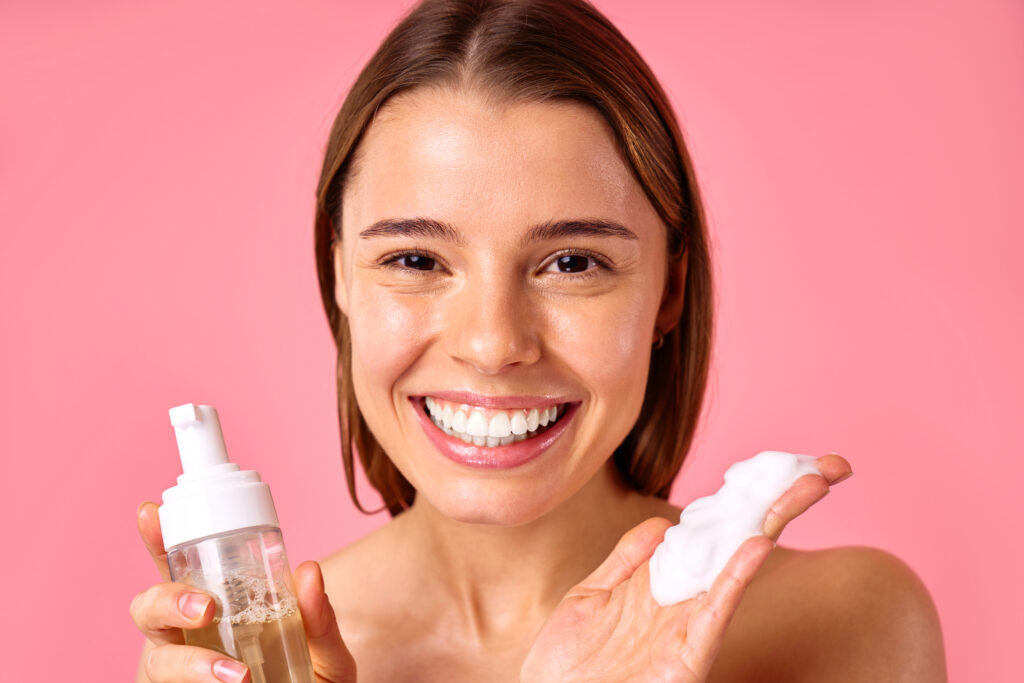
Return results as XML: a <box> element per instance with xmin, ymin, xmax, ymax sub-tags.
<box><xmin>158</xmin><ymin>403</ymin><xmax>316</xmax><ymax>683</ymax></box>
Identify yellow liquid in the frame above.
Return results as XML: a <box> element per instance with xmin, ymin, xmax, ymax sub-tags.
<box><xmin>186</xmin><ymin>607</ymin><xmax>315</xmax><ymax>683</ymax></box>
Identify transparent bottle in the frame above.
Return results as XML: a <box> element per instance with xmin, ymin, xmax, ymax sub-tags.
<box><xmin>159</xmin><ymin>404</ymin><xmax>316</xmax><ymax>683</ymax></box>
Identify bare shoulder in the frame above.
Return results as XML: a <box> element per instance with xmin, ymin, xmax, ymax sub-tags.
<box><xmin>710</xmin><ymin>545</ymin><xmax>947</xmax><ymax>683</ymax></box>
<box><xmin>317</xmin><ymin>515</ymin><xmax>406</xmax><ymax>618</ymax></box>
<box><xmin>315</xmin><ymin>515</ymin><xmax>425</xmax><ymax>664</ymax></box>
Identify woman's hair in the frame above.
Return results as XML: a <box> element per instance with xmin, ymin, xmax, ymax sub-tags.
<box><xmin>314</xmin><ymin>0</ymin><xmax>713</xmax><ymax>515</ymax></box>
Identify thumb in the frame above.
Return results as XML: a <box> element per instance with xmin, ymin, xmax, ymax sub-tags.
<box><xmin>570</xmin><ymin>516</ymin><xmax>674</xmax><ymax>596</ymax></box>
<box><xmin>294</xmin><ymin>560</ymin><xmax>358</xmax><ymax>683</ymax></box>
<box><xmin>136</xmin><ymin>501</ymin><xmax>172</xmax><ymax>582</ymax></box>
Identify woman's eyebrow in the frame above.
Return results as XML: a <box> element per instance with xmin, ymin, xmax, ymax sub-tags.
<box><xmin>357</xmin><ymin>217</ymin><xmax>638</xmax><ymax>245</ymax></box>
<box><xmin>358</xmin><ymin>218</ymin><xmax>465</xmax><ymax>245</ymax></box>
<box><xmin>521</xmin><ymin>219</ymin><xmax>638</xmax><ymax>245</ymax></box>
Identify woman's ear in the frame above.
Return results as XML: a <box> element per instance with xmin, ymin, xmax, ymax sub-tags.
<box><xmin>654</xmin><ymin>253</ymin><xmax>687</xmax><ymax>341</ymax></box>
<box><xmin>333</xmin><ymin>242</ymin><xmax>350</xmax><ymax>316</ymax></box>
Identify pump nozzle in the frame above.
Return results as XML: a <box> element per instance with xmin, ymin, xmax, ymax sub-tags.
<box><xmin>160</xmin><ymin>402</ymin><xmax>278</xmax><ymax>550</ymax></box>
<box><xmin>169</xmin><ymin>403</ymin><xmax>239</xmax><ymax>481</ymax></box>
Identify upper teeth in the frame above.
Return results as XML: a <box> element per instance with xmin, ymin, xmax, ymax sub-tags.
<box><xmin>424</xmin><ymin>397</ymin><xmax>562</xmax><ymax>446</ymax></box>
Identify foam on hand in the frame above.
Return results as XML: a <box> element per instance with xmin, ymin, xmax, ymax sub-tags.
<box><xmin>648</xmin><ymin>451</ymin><xmax>820</xmax><ymax>607</ymax></box>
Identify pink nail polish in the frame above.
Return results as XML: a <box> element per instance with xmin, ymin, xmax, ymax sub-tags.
<box><xmin>212</xmin><ymin>658</ymin><xmax>249</xmax><ymax>683</ymax></box>
<box><xmin>178</xmin><ymin>592</ymin><xmax>210</xmax><ymax>620</ymax></box>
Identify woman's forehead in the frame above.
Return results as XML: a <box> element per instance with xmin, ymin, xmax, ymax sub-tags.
<box><xmin>340</xmin><ymin>87</ymin><xmax>659</xmax><ymax>240</ymax></box>
<box><xmin>364</xmin><ymin>86</ymin><xmax>618</xmax><ymax>162</ymax></box>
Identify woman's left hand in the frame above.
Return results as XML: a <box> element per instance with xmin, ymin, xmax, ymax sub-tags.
<box><xmin>520</xmin><ymin>454</ymin><xmax>853</xmax><ymax>683</ymax></box>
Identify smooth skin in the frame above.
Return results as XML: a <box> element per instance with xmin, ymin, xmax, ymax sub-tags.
<box><xmin>132</xmin><ymin>88</ymin><xmax>946</xmax><ymax>682</ymax></box>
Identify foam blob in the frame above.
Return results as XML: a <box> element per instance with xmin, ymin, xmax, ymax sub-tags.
<box><xmin>649</xmin><ymin>451</ymin><xmax>820</xmax><ymax>607</ymax></box>
<box><xmin>221</xmin><ymin>569</ymin><xmax>298</xmax><ymax>625</ymax></box>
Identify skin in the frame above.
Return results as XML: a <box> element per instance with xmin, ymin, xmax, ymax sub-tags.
<box><xmin>334</xmin><ymin>88</ymin><xmax>677</xmax><ymax>529</ymax></box>
<box><xmin>131</xmin><ymin>88</ymin><xmax>946</xmax><ymax>682</ymax></box>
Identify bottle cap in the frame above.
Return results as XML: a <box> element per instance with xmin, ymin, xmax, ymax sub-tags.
<box><xmin>158</xmin><ymin>403</ymin><xmax>279</xmax><ymax>550</ymax></box>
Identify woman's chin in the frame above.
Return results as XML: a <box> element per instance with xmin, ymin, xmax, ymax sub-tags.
<box><xmin>416</xmin><ymin>480</ymin><xmax>564</xmax><ymax>527</ymax></box>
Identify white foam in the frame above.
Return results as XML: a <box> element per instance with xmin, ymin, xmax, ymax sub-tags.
<box><xmin>649</xmin><ymin>451</ymin><xmax>820</xmax><ymax>606</ymax></box>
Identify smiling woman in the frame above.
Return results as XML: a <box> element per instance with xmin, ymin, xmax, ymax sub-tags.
<box><xmin>315</xmin><ymin>2</ymin><xmax>712</xmax><ymax>520</ymax></box>
<box><xmin>131</xmin><ymin>0</ymin><xmax>945</xmax><ymax>681</ymax></box>
<box><xmin>329</xmin><ymin>91</ymin><xmax>680</xmax><ymax>528</ymax></box>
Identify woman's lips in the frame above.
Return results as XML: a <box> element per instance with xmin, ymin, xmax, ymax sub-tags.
<box><xmin>410</xmin><ymin>396</ymin><xmax>580</xmax><ymax>469</ymax></box>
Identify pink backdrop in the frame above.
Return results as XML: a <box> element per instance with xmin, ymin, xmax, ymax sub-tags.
<box><xmin>2</xmin><ymin>0</ymin><xmax>1021</xmax><ymax>680</ymax></box>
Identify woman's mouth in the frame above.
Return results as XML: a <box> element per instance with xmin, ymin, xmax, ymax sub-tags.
<box><xmin>410</xmin><ymin>395</ymin><xmax>580</xmax><ymax>469</ymax></box>
<box><xmin>422</xmin><ymin>396</ymin><xmax>567</xmax><ymax>447</ymax></box>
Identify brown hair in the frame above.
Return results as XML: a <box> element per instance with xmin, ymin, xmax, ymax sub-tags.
<box><xmin>314</xmin><ymin>0</ymin><xmax>713</xmax><ymax>516</ymax></box>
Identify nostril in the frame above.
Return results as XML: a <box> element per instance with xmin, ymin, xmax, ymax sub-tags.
<box><xmin>444</xmin><ymin>292</ymin><xmax>541</xmax><ymax>372</ymax></box>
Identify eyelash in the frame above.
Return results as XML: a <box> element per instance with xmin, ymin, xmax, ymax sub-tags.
<box><xmin>541</xmin><ymin>248</ymin><xmax>613</xmax><ymax>278</ymax></box>
<box><xmin>378</xmin><ymin>249</ymin><xmax>443</xmax><ymax>273</ymax></box>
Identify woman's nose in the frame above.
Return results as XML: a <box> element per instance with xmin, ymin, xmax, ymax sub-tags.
<box><xmin>444</xmin><ymin>277</ymin><xmax>541</xmax><ymax>375</ymax></box>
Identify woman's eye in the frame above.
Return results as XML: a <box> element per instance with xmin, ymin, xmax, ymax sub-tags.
<box><xmin>391</xmin><ymin>253</ymin><xmax>437</xmax><ymax>271</ymax></box>
<box><xmin>547</xmin><ymin>253</ymin><xmax>599</xmax><ymax>274</ymax></box>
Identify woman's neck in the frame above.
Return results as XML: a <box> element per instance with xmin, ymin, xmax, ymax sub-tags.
<box><xmin>393</xmin><ymin>461</ymin><xmax>679</xmax><ymax>645</ymax></box>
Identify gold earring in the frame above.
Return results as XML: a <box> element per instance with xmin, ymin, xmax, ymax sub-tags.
<box><xmin>652</xmin><ymin>332</ymin><xmax>665</xmax><ymax>350</ymax></box>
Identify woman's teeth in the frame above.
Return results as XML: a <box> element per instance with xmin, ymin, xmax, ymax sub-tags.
<box><xmin>423</xmin><ymin>397</ymin><xmax>565</xmax><ymax>447</ymax></box>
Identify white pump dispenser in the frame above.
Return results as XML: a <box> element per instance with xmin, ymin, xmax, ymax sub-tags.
<box><xmin>159</xmin><ymin>403</ymin><xmax>279</xmax><ymax>550</ymax></box>
<box><xmin>158</xmin><ymin>402</ymin><xmax>316</xmax><ymax>683</ymax></box>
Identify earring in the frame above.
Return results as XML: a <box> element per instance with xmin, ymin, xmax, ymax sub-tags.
<box><xmin>652</xmin><ymin>331</ymin><xmax>665</xmax><ymax>350</ymax></box>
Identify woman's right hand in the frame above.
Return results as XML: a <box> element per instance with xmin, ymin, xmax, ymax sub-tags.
<box><xmin>131</xmin><ymin>502</ymin><xmax>358</xmax><ymax>683</ymax></box>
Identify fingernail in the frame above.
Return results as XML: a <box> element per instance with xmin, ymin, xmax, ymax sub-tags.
<box><xmin>212</xmin><ymin>659</ymin><xmax>249</xmax><ymax>683</ymax></box>
<box><xmin>831</xmin><ymin>471</ymin><xmax>854</xmax><ymax>485</ymax></box>
<box><xmin>178</xmin><ymin>592</ymin><xmax>211</xmax><ymax>621</ymax></box>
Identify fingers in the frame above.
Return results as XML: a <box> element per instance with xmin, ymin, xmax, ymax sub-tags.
<box><xmin>680</xmin><ymin>535</ymin><xmax>774</xmax><ymax>672</ymax></box>
<box><xmin>134</xmin><ymin>503</ymin><xmax>243</xmax><ymax>680</ymax></box>
<box><xmin>137</xmin><ymin>501</ymin><xmax>172</xmax><ymax>582</ymax></box>
<box><xmin>144</xmin><ymin>643</ymin><xmax>251</xmax><ymax>683</ymax></box>
<box><xmin>133</xmin><ymin>584</ymin><xmax>252</xmax><ymax>682</ymax></box>
<box><xmin>762</xmin><ymin>473</ymin><xmax>830</xmax><ymax>541</ymax></box>
<box><xmin>572</xmin><ymin>517</ymin><xmax>674</xmax><ymax>595</ymax></box>
<box><xmin>761</xmin><ymin>453</ymin><xmax>854</xmax><ymax>542</ymax></box>
<box><xmin>816</xmin><ymin>452</ymin><xmax>853</xmax><ymax>484</ymax></box>
<box><xmin>130</xmin><ymin>582</ymin><xmax>215</xmax><ymax>645</ymax></box>
<box><xmin>294</xmin><ymin>560</ymin><xmax>358</xmax><ymax>683</ymax></box>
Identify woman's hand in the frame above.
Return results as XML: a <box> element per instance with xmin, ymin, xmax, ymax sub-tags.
<box><xmin>131</xmin><ymin>502</ymin><xmax>358</xmax><ymax>683</ymax></box>
<box><xmin>520</xmin><ymin>454</ymin><xmax>853</xmax><ymax>683</ymax></box>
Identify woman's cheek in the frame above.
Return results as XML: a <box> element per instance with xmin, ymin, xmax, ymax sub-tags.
<box><xmin>547</xmin><ymin>290</ymin><xmax>655</xmax><ymax>395</ymax></box>
<box><xmin>348</xmin><ymin>285</ymin><xmax>434</xmax><ymax>399</ymax></box>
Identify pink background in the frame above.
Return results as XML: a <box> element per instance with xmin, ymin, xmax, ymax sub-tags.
<box><xmin>2</xmin><ymin>0</ymin><xmax>1021</xmax><ymax>680</ymax></box>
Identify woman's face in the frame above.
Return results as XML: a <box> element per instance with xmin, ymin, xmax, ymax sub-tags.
<box><xmin>335</xmin><ymin>87</ymin><xmax>682</xmax><ymax>525</ymax></box>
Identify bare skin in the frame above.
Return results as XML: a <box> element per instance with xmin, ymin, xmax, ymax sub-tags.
<box><xmin>133</xmin><ymin>460</ymin><xmax>945</xmax><ymax>682</ymax></box>
<box><xmin>313</xmin><ymin>460</ymin><xmax>944</xmax><ymax>682</ymax></box>
<box><xmin>131</xmin><ymin>88</ymin><xmax>946</xmax><ymax>682</ymax></box>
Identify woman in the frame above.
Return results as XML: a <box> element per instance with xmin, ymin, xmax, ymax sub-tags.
<box><xmin>132</xmin><ymin>0</ymin><xmax>945</xmax><ymax>680</ymax></box>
